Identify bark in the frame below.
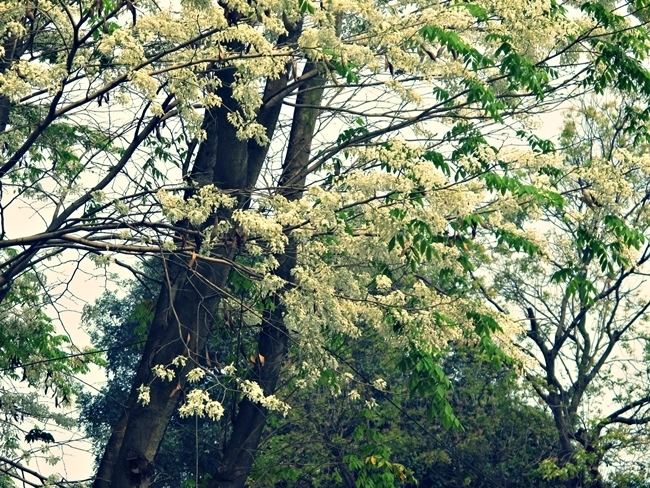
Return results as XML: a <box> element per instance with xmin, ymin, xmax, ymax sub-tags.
<box><xmin>93</xmin><ymin>25</ymin><xmax>310</xmax><ymax>486</ymax></box>
<box><xmin>111</xmin><ymin>253</ymin><xmax>235</xmax><ymax>487</ymax></box>
<box><xmin>548</xmin><ymin>393</ymin><xmax>606</xmax><ymax>488</ymax></box>
<box><xmin>212</xmin><ymin>66</ymin><xmax>325</xmax><ymax>488</ymax></box>
<box><xmin>245</xmin><ymin>20</ymin><xmax>304</xmax><ymax>193</ymax></box>
<box><xmin>0</xmin><ymin>95</ymin><xmax>10</xmax><ymax>135</ymax></box>
<box><xmin>94</xmin><ymin>250</ymin><xmax>236</xmax><ymax>488</ymax></box>
<box><xmin>0</xmin><ymin>34</ymin><xmax>27</xmax><ymax>134</ymax></box>
<box><xmin>93</xmin><ymin>69</ymin><xmax>251</xmax><ymax>487</ymax></box>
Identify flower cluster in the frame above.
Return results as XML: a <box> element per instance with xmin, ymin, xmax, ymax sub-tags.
<box><xmin>158</xmin><ymin>185</ymin><xmax>236</xmax><ymax>225</ymax></box>
<box><xmin>239</xmin><ymin>380</ymin><xmax>291</xmax><ymax>416</ymax></box>
<box><xmin>152</xmin><ymin>364</ymin><xmax>175</xmax><ymax>382</ymax></box>
<box><xmin>178</xmin><ymin>389</ymin><xmax>225</xmax><ymax>421</ymax></box>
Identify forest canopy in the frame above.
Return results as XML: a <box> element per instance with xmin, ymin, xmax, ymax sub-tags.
<box><xmin>2</xmin><ymin>0</ymin><xmax>650</xmax><ymax>486</ymax></box>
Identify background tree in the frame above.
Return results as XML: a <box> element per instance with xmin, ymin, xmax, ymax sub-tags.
<box><xmin>490</xmin><ymin>100</ymin><xmax>650</xmax><ymax>487</ymax></box>
<box><xmin>80</xmin><ymin>273</ymin><xmax>560</xmax><ymax>487</ymax></box>
<box><xmin>249</xmin><ymin>347</ymin><xmax>560</xmax><ymax>488</ymax></box>
<box><xmin>0</xmin><ymin>264</ymin><xmax>95</xmax><ymax>487</ymax></box>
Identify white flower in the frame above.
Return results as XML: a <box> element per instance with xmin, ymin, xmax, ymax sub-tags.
<box><xmin>171</xmin><ymin>355</ymin><xmax>188</xmax><ymax>367</ymax></box>
<box><xmin>178</xmin><ymin>389</ymin><xmax>225</xmax><ymax>420</ymax></box>
<box><xmin>375</xmin><ymin>275</ymin><xmax>392</xmax><ymax>292</ymax></box>
<box><xmin>91</xmin><ymin>190</ymin><xmax>106</xmax><ymax>203</ymax></box>
<box><xmin>157</xmin><ymin>186</ymin><xmax>235</xmax><ymax>225</ymax></box>
<box><xmin>162</xmin><ymin>240</ymin><xmax>177</xmax><ymax>251</ymax></box>
<box><xmin>348</xmin><ymin>389</ymin><xmax>361</xmax><ymax>401</ymax></box>
<box><xmin>114</xmin><ymin>200</ymin><xmax>129</xmax><ymax>216</ymax></box>
<box><xmin>137</xmin><ymin>385</ymin><xmax>151</xmax><ymax>405</ymax></box>
<box><xmin>152</xmin><ymin>364</ymin><xmax>175</xmax><ymax>382</ymax></box>
<box><xmin>372</xmin><ymin>378</ymin><xmax>387</xmax><ymax>391</ymax></box>
<box><xmin>239</xmin><ymin>380</ymin><xmax>290</xmax><ymax>416</ymax></box>
<box><xmin>205</xmin><ymin>400</ymin><xmax>225</xmax><ymax>420</ymax></box>
<box><xmin>365</xmin><ymin>398</ymin><xmax>378</xmax><ymax>410</ymax></box>
<box><xmin>187</xmin><ymin>367</ymin><xmax>206</xmax><ymax>383</ymax></box>
<box><xmin>220</xmin><ymin>363</ymin><xmax>237</xmax><ymax>375</ymax></box>
<box><xmin>178</xmin><ymin>389</ymin><xmax>210</xmax><ymax>417</ymax></box>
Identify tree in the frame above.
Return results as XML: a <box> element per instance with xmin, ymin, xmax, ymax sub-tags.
<box><xmin>250</xmin><ymin>347</ymin><xmax>560</xmax><ymax>488</ymax></box>
<box><xmin>81</xmin><ymin>276</ymin><xmax>559</xmax><ymax>487</ymax></box>
<box><xmin>79</xmin><ymin>263</ymin><xmax>234</xmax><ymax>487</ymax></box>
<box><xmin>0</xmin><ymin>265</ymin><xmax>95</xmax><ymax>486</ymax></box>
<box><xmin>490</xmin><ymin>99</ymin><xmax>650</xmax><ymax>487</ymax></box>
<box><xmin>2</xmin><ymin>0</ymin><xmax>650</xmax><ymax>487</ymax></box>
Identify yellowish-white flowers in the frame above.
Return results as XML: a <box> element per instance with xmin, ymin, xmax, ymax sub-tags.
<box><xmin>239</xmin><ymin>380</ymin><xmax>290</xmax><ymax>416</ymax></box>
<box><xmin>152</xmin><ymin>364</ymin><xmax>175</xmax><ymax>382</ymax></box>
<box><xmin>171</xmin><ymin>355</ymin><xmax>188</xmax><ymax>367</ymax></box>
<box><xmin>187</xmin><ymin>368</ymin><xmax>206</xmax><ymax>384</ymax></box>
<box><xmin>178</xmin><ymin>389</ymin><xmax>225</xmax><ymax>421</ymax></box>
<box><xmin>220</xmin><ymin>363</ymin><xmax>237</xmax><ymax>376</ymax></box>
<box><xmin>158</xmin><ymin>186</ymin><xmax>236</xmax><ymax>225</ymax></box>
<box><xmin>375</xmin><ymin>275</ymin><xmax>392</xmax><ymax>292</ymax></box>
<box><xmin>365</xmin><ymin>398</ymin><xmax>378</xmax><ymax>410</ymax></box>
<box><xmin>233</xmin><ymin>209</ymin><xmax>287</xmax><ymax>253</ymax></box>
<box><xmin>137</xmin><ymin>385</ymin><xmax>151</xmax><ymax>406</ymax></box>
<box><xmin>8</xmin><ymin>0</ymin><xmax>639</xmax><ymax>439</ymax></box>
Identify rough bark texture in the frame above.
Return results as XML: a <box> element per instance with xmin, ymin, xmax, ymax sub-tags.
<box><xmin>94</xmin><ymin>252</ymin><xmax>235</xmax><ymax>488</ymax></box>
<box><xmin>93</xmin><ymin>23</ymin><xmax>316</xmax><ymax>488</ymax></box>
<box><xmin>0</xmin><ymin>34</ymin><xmax>27</xmax><ymax>134</ymax></box>
<box><xmin>94</xmin><ymin>69</ymin><xmax>249</xmax><ymax>487</ymax></box>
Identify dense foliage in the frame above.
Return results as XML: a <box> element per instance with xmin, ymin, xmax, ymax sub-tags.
<box><xmin>80</xmin><ymin>277</ymin><xmax>560</xmax><ymax>487</ymax></box>
<box><xmin>2</xmin><ymin>0</ymin><xmax>650</xmax><ymax>486</ymax></box>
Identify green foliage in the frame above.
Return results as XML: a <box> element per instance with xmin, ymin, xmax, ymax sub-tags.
<box><xmin>298</xmin><ymin>0</ymin><xmax>316</xmax><ymax>14</ymax></box>
<box><xmin>344</xmin><ymin>422</ymin><xmax>416</xmax><ymax>487</ymax></box>
<box><xmin>464</xmin><ymin>78</ymin><xmax>506</xmax><ymax>120</ymax></box>
<box><xmin>0</xmin><ymin>269</ymin><xmax>91</xmax><ymax>392</ymax></box>
<box><xmin>494</xmin><ymin>227</ymin><xmax>541</xmax><ymax>256</ymax></box>
<box><xmin>582</xmin><ymin>0</ymin><xmax>650</xmax><ymax>95</ymax></box>
<box><xmin>491</xmin><ymin>35</ymin><xmax>556</xmax><ymax>99</ymax></box>
<box><xmin>516</xmin><ymin>129</ymin><xmax>556</xmax><ymax>154</ymax></box>
<box><xmin>604</xmin><ymin>215</ymin><xmax>645</xmax><ymax>251</ymax></box>
<box><xmin>0</xmin><ymin>266</ymin><xmax>97</xmax><ymax>465</ymax></box>
<box><xmin>419</xmin><ymin>25</ymin><xmax>493</xmax><ymax>71</ymax></box>
<box><xmin>399</xmin><ymin>346</ymin><xmax>460</xmax><ymax>429</ymax></box>
<box><xmin>250</xmin><ymin>348</ymin><xmax>559</xmax><ymax>488</ymax></box>
<box><xmin>483</xmin><ymin>171</ymin><xmax>564</xmax><ymax>208</ymax></box>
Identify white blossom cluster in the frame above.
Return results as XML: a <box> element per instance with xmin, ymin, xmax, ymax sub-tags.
<box><xmin>178</xmin><ymin>389</ymin><xmax>225</xmax><ymax>421</ymax></box>
<box><xmin>158</xmin><ymin>185</ymin><xmax>236</xmax><ymax>225</ymax></box>
<box><xmin>238</xmin><ymin>379</ymin><xmax>291</xmax><ymax>416</ymax></box>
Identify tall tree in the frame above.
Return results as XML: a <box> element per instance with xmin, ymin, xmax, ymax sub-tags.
<box><xmin>490</xmin><ymin>100</ymin><xmax>650</xmax><ymax>487</ymax></box>
<box><xmin>2</xmin><ymin>0</ymin><xmax>650</xmax><ymax>487</ymax></box>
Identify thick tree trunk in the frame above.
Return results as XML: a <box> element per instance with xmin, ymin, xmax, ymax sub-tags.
<box><xmin>548</xmin><ymin>394</ymin><xmax>605</xmax><ymax>488</ymax></box>
<box><xmin>94</xmin><ymin>66</ymin><xmax>251</xmax><ymax>487</ymax></box>
<box><xmin>94</xmin><ymin>252</ymin><xmax>235</xmax><ymax>488</ymax></box>
<box><xmin>0</xmin><ymin>36</ymin><xmax>26</xmax><ymax>135</ymax></box>
<box><xmin>213</xmin><ymin>243</ymin><xmax>295</xmax><ymax>487</ymax></box>
<box><xmin>93</xmin><ymin>26</ymin><xmax>306</xmax><ymax>484</ymax></box>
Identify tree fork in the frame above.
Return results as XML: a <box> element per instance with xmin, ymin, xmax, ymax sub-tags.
<box><xmin>92</xmin><ymin>35</ymin><xmax>309</xmax><ymax>486</ymax></box>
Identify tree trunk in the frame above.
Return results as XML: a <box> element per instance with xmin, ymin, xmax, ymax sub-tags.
<box><xmin>213</xmin><ymin>67</ymin><xmax>324</xmax><ymax>487</ymax></box>
<box><xmin>94</xmin><ymin>67</ymin><xmax>251</xmax><ymax>487</ymax></box>
<box><xmin>93</xmin><ymin>27</ymin><xmax>309</xmax><ymax>485</ymax></box>
<box><xmin>94</xmin><ymin>252</ymin><xmax>235</xmax><ymax>488</ymax></box>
